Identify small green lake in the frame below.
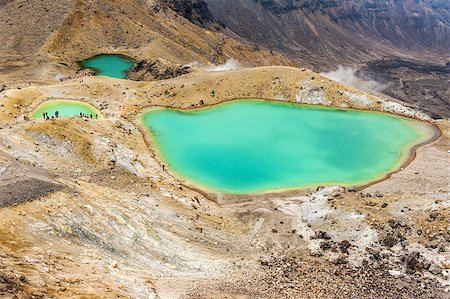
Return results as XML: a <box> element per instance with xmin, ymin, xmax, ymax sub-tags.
<box><xmin>141</xmin><ymin>100</ymin><xmax>435</xmax><ymax>194</ymax></box>
<box><xmin>31</xmin><ymin>99</ymin><xmax>101</xmax><ymax>119</ymax></box>
<box><xmin>79</xmin><ymin>54</ymin><xmax>134</xmax><ymax>79</ymax></box>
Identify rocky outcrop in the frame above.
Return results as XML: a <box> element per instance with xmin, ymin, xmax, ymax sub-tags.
<box><xmin>157</xmin><ymin>0</ymin><xmax>221</xmax><ymax>28</ymax></box>
<box><xmin>128</xmin><ymin>58</ymin><xmax>190</xmax><ymax>81</ymax></box>
<box><xmin>0</xmin><ymin>162</ymin><xmax>63</xmax><ymax>208</ymax></box>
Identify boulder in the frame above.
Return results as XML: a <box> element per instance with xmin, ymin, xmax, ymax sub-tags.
<box><xmin>382</xmin><ymin>235</ymin><xmax>397</xmax><ymax>248</ymax></box>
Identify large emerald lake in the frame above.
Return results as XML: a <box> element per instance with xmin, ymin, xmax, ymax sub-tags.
<box><xmin>141</xmin><ymin>100</ymin><xmax>434</xmax><ymax>194</ymax></box>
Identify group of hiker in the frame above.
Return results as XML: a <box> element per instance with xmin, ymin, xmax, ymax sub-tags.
<box><xmin>42</xmin><ymin>111</ymin><xmax>58</xmax><ymax>120</ymax></box>
<box><xmin>79</xmin><ymin>112</ymin><xmax>98</xmax><ymax>119</ymax></box>
<box><xmin>42</xmin><ymin>111</ymin><xmax>98</xmax><ymax>120</ymax></box>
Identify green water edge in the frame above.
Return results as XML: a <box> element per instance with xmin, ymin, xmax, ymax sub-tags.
<box><xmin>31</xmin><ymin>99</ymin><xmax>102</xmax><ymax>119</ymax></box>
<box><xmin>78</xmin><ymin>54</ymin><xmax>135</xmax><ymax>79</ymax></box>
<box><xmin>140</xmin><ymin>99</ymin><xmax>437</xmax><ymax>194</ymax></box>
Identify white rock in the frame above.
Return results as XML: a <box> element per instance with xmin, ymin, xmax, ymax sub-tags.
<box><xmin>342</xmin><ymin>91</ymin><xmax>373</xmax><ymax>108</ymax></box>
<box><xmin>388</xmin><ymin>270</ymin><xmax>403</xmax><ymax>278</ymax></box>
<box><xmin>381</xmin><ymin>101</ymin><xmax>430</xmax><ymax>120</ymax></box>
<box><xmin>295</xmin><ymin>80</ymin><xmax>330</xmax><ymax>105</ymax></box>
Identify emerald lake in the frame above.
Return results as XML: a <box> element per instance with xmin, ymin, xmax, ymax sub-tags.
<box><xmin>141</xmin><ymin>100</ymin><xmax>434</xmax><ymax>194</ymax></box>
<box><xmin>79</xmin><ymin>54</ymin><xmax>134</xmax><ymax>79</ymax></box>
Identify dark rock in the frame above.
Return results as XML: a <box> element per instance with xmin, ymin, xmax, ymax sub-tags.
<box><xmin>438</xmin><ymin>244</ymin><xmax>446</xmax><ymax>253</ymax></box>
<box><xmin>405</xmin><ymin>252</ymin><xmax>423</xmax><ymax>273</ymax></box>
<box><xmin>387</xmin><ymin>219</ymin><xmax>399</xmax><ymax>228</ymax></box>
<box><xmin>382</xmin><ymin>235</ymin><xmax>397</xmax><ymax>248</ymax></box>
<box><xmin>0</xmin><ymin>272</ymin><xmax>22</xmax><ymax>294</ymax></box>
<box><xmin>428</xmin><ymin>211</ymin><xmax>439</xmax><ymax>221</ymax></box>
<box><xmin>333</xmin><ymin>257</ymin><xmax>348</xmax><ymax>265</ymax></box>
<box><xmin>381</xmin><ymin>203</ymin><xmax>388</xmax><ymax>208</ymax></box>
<box><xmin>339</xmin><ymin>240</ymin><xmax>351</xmax><ymax>253</ymax></box>
<box><xmin>312</xmin><ymin>230</ymin><xmax>331</xmax><ymax>240</ymax></box>
<box><xmin>320</xmin><ymin>241</ymin><xmax>333</xmax><ymax>251</ymax></box>
<box><xmin>367</xmin><ymin>248</ymin><xmax>381</xmax><ymax>260</ymax></box>
<box><xmin>347</xmin><ymin>186</ymin><xmax>357</xmax><ymax>192</ymax></box>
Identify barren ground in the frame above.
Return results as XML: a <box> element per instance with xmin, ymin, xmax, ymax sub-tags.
<box><xmin>0</xmin><ymin>64</ymin><xmax>449</xmax><ymax>298</ymax></box>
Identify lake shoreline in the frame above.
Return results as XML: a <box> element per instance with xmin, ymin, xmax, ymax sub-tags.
<box><xmin>138</xmin><ymin>99</ymin><xmax>440</xmax><ymax>197</ymax></box>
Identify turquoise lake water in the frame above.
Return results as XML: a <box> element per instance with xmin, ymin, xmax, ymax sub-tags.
<box><xmin>32</xmin><ymin>100</ymin><xmax>100</xmax><ymax>118</ymax></box>
<box><xmin>79</xmin><ymin>54</ymin><xmax>134</xmax><ymax>79</ymax></box>
<box><xmin>141</xmin><ymin>100</ymin><xmax>432</xmax><ymax>194</ymax></box>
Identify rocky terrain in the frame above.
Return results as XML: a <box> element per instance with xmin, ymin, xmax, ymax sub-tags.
<box><xmin>127</xmin><ymin>58</ymin><xmax>191</xmax><ymax>81</ymax></box>
<box><xmin>205</xmin><ymin>0</ymin><xmax>450</xmax><ymax>118</ymax></box>
<box><xmin>206</xmin><ymin>0</ymin><xmax>449</xmax><ymax>65</ymax></box>
<box><xmin>158</xmin><ymin>0</ymin><xmax>220</xmax><ymax>28</ymax></box>
<box><xmin>359</xmin><ymin>59</ymin><xmax>450</xmax><ymax>119</ymax></box>
<box><xmin>0</xmin><ymin>0</ymin><xmax>449</xmax><ymax>298</ymax></box>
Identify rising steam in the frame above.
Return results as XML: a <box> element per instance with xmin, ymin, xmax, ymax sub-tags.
<box><xmin>185</xmin><ymin>59</ymin><xmax>242</xmax><ymax>72</ymax></box>
<box><xmin>321</xmin><ymin>65</ymin><xmax>387</xmax><ymax>93</ymax></box>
